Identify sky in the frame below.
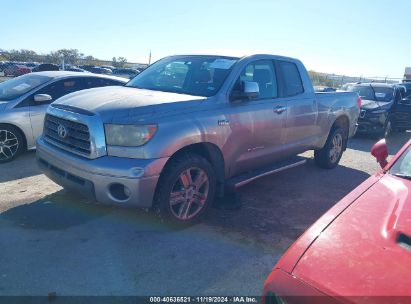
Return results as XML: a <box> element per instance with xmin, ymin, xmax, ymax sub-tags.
<box><xmin>1</xmin><ymin>0</ymin><xmax>410</xmax><ymax>78</ymax></box>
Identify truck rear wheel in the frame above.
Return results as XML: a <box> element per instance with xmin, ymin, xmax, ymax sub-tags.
<box><xmin>153</xmin><ymin>153</ymin><xmax>216</xmax><ymax>224</ymax></box>
<box><xmin>314</xmin><ymin>127</ymin><xmax>345</xmax><ymax>169</ymax></box>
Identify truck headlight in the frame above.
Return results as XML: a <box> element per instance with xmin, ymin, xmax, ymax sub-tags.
<box><xmin>104</xmin><ymin>124</ymin><xmax>157</xmax><ymax>147</ymax></box>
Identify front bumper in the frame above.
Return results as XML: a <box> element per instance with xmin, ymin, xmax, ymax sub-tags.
<box><xmin>36</xmin><ymin>137</ymin><xmax>169</xmax><ymax>207</ymax></box>
<box><xmin>356</xmin><ymin>112</ymin><xmax>387</xmax><ymax>134</ymax></box>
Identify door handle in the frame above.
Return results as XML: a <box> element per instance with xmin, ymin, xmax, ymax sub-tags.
<box><xmin>274</xmin><ymin>106</ymin><xmax>287</xmax><ymax>114</ymax></box>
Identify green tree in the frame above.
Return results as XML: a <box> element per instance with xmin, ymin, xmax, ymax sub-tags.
<box><xmin>49</xmin><ymin>49</ymin><xmax>83</xmax><ymax>65</ymax></box>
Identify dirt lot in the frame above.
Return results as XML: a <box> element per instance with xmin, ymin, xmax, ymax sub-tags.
<box><xmin>0</xmin><ymin>133</ymin><xmax>410</xmax><ymax>296</ymax></box>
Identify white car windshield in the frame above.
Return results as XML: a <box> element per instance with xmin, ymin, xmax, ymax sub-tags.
<box><xmin>0</xmin><ymin>74</ymin><xmax>52</xmax><ymax>101</ymax></box>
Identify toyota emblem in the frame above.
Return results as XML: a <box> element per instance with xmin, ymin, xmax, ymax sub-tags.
<box><xmin>57</xmin><ymin>124</ymin><xmax>68</xmax><ymax>138</ymax></box>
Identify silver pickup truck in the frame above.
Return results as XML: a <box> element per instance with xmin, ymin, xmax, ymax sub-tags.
<box><xmin>37</xmin><ymin>54</ymin><xmax>360</xmax><ymax>223</ymax></box>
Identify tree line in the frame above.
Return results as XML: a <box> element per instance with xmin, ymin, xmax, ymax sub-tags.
<box><xmin>0</xmin><ymin>48</ymin><xmax>129</xmax><ymax>68</ymax></box>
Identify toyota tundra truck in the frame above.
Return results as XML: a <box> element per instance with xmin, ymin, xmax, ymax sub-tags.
<box><xmin>36</xmin><ymin>54</ymin><xmax>360</xmax><ymax>223</ymax></box>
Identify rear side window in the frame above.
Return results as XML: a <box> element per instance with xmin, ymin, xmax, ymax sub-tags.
<box><xmin>278</xmin><ymin>61</ymin><xmax>304</xmax><ymax>97</ymax></box>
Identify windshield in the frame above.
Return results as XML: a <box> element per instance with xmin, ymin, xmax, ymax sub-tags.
<box><xmin>126</xmin><ymin>56</ymin><xmax>238</xmax><ymax>97</ymax></box>
<box><xmin>0</xmin><ymin>74</ymin><xmax>52</xmax><ymax>101</ymax></box>
<box><xmin>349</xmin><ymin>85</ymin><xmax>394</xmax><ymax>102</ymax></box>
<box><xmin>390</xmin><ymin>146</ymin><xmax>411</xmax><ymax>178</ymax></box>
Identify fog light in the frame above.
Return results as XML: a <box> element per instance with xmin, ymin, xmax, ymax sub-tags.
<box><xmin>108</xmin><ymin>183</ymin><xmax>131</xmax><ymax>201</ymax></box>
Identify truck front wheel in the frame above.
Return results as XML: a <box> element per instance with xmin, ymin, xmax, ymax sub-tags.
<box><xmin>153</xmin><ymin>153</ymin><xmax>216</xmax><ymax>224</ymax></box>
<box><xmin>314</xmin><ymin>127</ymin><xmax>345</xmax><ymax>169</ymax></box>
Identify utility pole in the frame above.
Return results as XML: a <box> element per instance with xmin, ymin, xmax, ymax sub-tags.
<box><xmin>148</xmin><ymin>50</ymin><xmax>152</xmax><ymax>65</ymax></box>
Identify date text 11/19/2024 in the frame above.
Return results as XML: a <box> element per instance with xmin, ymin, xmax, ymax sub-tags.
<box><xmin>149</xmin><ymin>296</ymin><xmax>258</xmax><ymax>303</ymax></box>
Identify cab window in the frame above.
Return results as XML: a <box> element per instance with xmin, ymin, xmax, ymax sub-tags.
<box><xmin>277</xmin><ymin>60</ymin><xmax>304</xmax><ymax>97</ymax></box>
<box><xmin>232</xmin><ymin>60</ymin><xmax>278</xmax><ymax>99</ymax></box>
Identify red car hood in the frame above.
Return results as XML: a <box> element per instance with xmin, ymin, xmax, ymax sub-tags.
<box><xmin>293</xmin><ymin>173</ymin><xmax>411</xmax><ymax>297</ymax></box>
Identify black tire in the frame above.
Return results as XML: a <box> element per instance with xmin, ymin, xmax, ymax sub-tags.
<box><xmin>153</xmin><ymin>153</ymin><xmax>216</xmax><ymax>225</ymax></box>
<box><xmin>314</xmin><ymin>127</ymin><xmax>345</xmax><ymax>169</ymax></box>
<box><xmin>0</xmin><ymin>124</ymin><xmax>25</xmax><ymax>163</ymax></box>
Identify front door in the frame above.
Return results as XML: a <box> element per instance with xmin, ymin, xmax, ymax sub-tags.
<box><xmin>225</xmin><ymin>59</ymin><xmax>287</xmax><ymax>176</ymax></box>
<box><xmin>392</xmin><ymin>87</ymin><xmax>411</xmax><ymax>130</ymax></box>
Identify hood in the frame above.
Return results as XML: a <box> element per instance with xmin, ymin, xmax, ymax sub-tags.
<box><xmin>293</xmin><ymin>173</ymin><xmax>411</xmax><ymax>296</ymax></box>
<box><xmin>361</xmin><ymin>98</ymin><xmax>393</xmax><ymax>111</ymax></box>
<box><xmin>53</xmin><ymin>86</ymin><xmax>206</xmax><ymax>123</ymax></box>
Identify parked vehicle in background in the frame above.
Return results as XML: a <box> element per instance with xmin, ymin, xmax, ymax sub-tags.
<box><xmin>64</xmin><ymin>67</ymin><xmax>88</xmax><ymax>73</ymax></box>
<box><xmin>89</xmin><ymin>67</ymin><xmax>112</xmax><ymax>74</ymax></box>
<box><xmin>0</xmin><ymin>71</ymin><xmax>127</xmax><ymax>162</ymax></box>
<box><xmin>4</xmin><ymin>64</ymin><xmax>31</xmax><ymax>77</ymax></box>
<box><xmin>314</xmin><ymin>86</ymin><xmax>336</xmax><ymax>92</ymax></box>
<box><xmin>340</xmin><ymin>82</ymin><xmax>356</xmax><ymax>91</ymax></box>
<box><xmin>36</xmin><ymin>54</ymin><xmax>360</xmax><ymax>223</ymax></box>
<box><xmin>24</xmin><ymin>62</ymin><xmax>39</xmax><ymax>69</ymax></box>
<box><xmin>263</xmin><ymin>139</ymin><xmax>411</xmax><ymax>303</ymax></box>
<box><xmin>100</xmin><ymin>65</ymin><xmax>115</xmax><ymax>71</ymax></box>
<box><xmin>32</xmin><ymin>63</ymin><xmax>60</xmax><ymax>72</ymax></box>
<box><xmin>112</xmin><ymin>68</ymin><xmax>141</xmax><ymax>79</ymax></box>
<box><xmin>349</xmin><ymin>83</ymin><xmax>409</xmax><ymax>137</ymax></box>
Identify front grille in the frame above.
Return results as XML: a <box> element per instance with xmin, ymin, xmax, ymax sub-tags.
<box><xmin>44</xmin><ymin>114</ymin><xmax>91</xmax><ymax>156</ymax></box>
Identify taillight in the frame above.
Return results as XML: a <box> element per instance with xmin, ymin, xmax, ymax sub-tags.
<box><xmin>357</xmin><ymin>97</ymin><xmax>362</xmax><ymax>108</ymax></box>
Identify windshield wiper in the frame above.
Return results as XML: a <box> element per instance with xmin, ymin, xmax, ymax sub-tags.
<box><xmin>392</xmin><ymin>173</ymin><xmax>411</xmax><ymax>181</ymax></box>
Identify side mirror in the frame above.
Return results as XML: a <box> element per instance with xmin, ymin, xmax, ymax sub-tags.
<box><xmin>371</xmin><ymin>139</ymin><xmax>388</xmax><ymax>169</ymax></box>
<box><xmin>34</xmin><ymin>94</ymin><xmax>52</xmax><ymax>103</ymax></box>
<box><xmin>230</xmin><ymin>81</ymin><xmax>260</xmax><ymax>102</ymax></box>
<box><xmin>243</xmin><ymin>81</ymin><xmax>260</xmax><ymax>99</ymax></box>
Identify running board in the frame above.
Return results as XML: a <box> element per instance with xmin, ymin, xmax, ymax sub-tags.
<box><xmin>226</xmin><ymin>156</ymin><xmax>307</xmax><ymax>189</ymax></box>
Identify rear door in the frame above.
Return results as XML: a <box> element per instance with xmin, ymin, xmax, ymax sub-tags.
<box><xmin>276</xmin><ymin>60</ymin><xmax>318</xmax><ymax>154</ymax></box>
<box><xmin>28</xmin><ymin>77</ymin><xmax>86</xmax><ymax>141</ymax></box>
<box><xmin>392</xmin><ymin>86</ymin><xmax>411</xmax><ymax>130</ymax></box>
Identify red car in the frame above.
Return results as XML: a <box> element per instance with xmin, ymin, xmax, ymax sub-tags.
<box><xmin>4</xmin><ymin>64</ymin><xmax>31</xmax><ymax>77</ymax></box>
<box><xmin>263</xmin><ymin>139</ymin><xmax>411</xmax><ymax>304</ymax></box>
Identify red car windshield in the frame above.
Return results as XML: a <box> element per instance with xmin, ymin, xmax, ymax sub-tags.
<box><xmin>390</xmin><ymin>146</ymin><xmax>411</xmax><ymax>179</ymax></box>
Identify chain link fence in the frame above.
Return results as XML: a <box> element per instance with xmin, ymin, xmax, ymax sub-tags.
<box><xmin>0</xmin><ymin>51</ymin><xmax>148</xmax><ymax>83</ymax></box>
<box><xmin>310</xmin><ymin>71</ymin><xmax>404</xmax><ymax>89</ymax></box>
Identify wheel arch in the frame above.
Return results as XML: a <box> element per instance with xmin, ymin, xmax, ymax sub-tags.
<box><xmin>157</xmin><ymin>142</ymin><xmax>226</xmax><ymax>198</ymax></box>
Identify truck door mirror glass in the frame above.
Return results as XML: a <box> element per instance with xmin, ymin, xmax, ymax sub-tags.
<box><xmin>243</xmin><ymin>81</ymin><xmax>260</xmax><ymax>99</ymax></box>
<box><xmin>34</xmin><ymin>94</ymin><xmax>52</xmax><ymax>103</ymax></box>
<box><xmin>230</xmin><ymin>81</ymin><xmax>260</xmax><ymax>102</ymax></box>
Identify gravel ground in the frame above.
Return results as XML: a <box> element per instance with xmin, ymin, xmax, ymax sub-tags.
<box><xmin>0</xmin><ymin>133</ymin><xmax>410</xmax><ymax>296</ymax></box>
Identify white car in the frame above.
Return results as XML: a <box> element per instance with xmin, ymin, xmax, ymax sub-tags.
<box><xmin>0</xmin><ymin>71</ymin><xmax>127</xmax><ymax>162</ymax></box>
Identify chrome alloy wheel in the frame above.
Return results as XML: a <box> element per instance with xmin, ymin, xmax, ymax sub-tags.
<box><xmin>0</xmin><ymin>129</ymin><xmax>19</xmax><ymax>161</ymax></box>
<box><xmin>169</xmin><ymin>167</ymin><xmax>209</xmax><ymax>221</ymax></box>
<box><xmin>329</xmin><ymin>133</ymin><xmax>343</xmax><ymax>163</ymax></box>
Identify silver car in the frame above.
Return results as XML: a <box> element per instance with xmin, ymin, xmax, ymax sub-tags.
<box><xmin>0</xmin><ymin>71</ymin><xmax>127</xmax><ymax>163</ymax></box>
